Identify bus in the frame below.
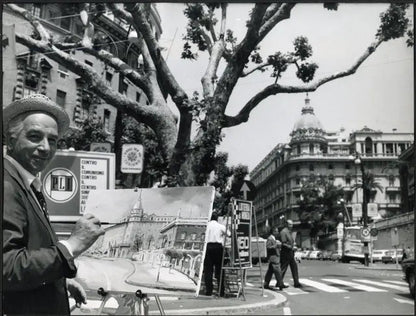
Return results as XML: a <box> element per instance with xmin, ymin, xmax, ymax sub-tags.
<box><xmin>342</xmin><ymin>226</ymin><xmax>365</xmax><ymax>263</ymax></box>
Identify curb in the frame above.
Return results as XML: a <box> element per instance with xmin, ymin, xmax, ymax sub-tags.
<box><xmin>354</xmin><ymin>266</ymin><xmax>402</xmax><ymax>271</ymax></box>
<box><xmin>148</xmin><ymin>288</ymin><xmax>287</xmax><ymax>315</ymax></box>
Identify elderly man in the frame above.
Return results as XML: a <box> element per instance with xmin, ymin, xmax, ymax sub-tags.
<box><xmin>3</xmin><ymin>94</ymin><xmax>105</xmax><ymax>314</ymax></box>
<box><xmin>280</xmin><ymin>219</ymin><xmax>302</xmax><ymax>288</ymax></box>
<box><xmin>263</xmin><ymin>226</ymin><xmax>288</xmax><ymax>291</ymax></box>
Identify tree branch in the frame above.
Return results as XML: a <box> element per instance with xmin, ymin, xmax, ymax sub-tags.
<box><xmin>241</xmin><ymin>62</ymin><xmax>271</xmax><ymax>77</ymax></box>
<box><xmin>259</xmin><ymin>3</ymin><xmax>296</xmax><ymax>40</ymax></box>
<box><xmin>6</xmin><ymin>4</ymin><xmax>51</xmax><ymax>42</ymax></box>
<box><xmin>223</xmin><ymin>38</ymin><xmax>384</xmax><ymax>128</ymax></box>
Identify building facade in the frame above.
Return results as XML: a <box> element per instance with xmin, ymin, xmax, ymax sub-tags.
<box><xmin>2</xmin><ymin>3</ymin><xmax>162</xmax><ymax>144</ymax></box>
<box><xmin>250</xmin><ymin>95</ymin><xmax>413</xmax><ymax>248</ymax></box>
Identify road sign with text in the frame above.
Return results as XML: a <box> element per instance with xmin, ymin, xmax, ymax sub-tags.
<box><xmin>352</xmin><ymin>204</ymin><xmax>362</xmax><ymax>218</ymax></box>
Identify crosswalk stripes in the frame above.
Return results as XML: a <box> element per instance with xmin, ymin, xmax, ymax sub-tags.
<box><xmin>322</xmin><ymin>278</ymin><xmax>387</xmax><ymax>292</ymax></box>
<box><xmin>352</xmin><ymin>279</ymin><xmax>409</xmax><ymax>292</ymax></box>
<box><xmin>383</xmin><ymin>280</ymin><xmax>407</xmax><ymax>286</ymax></box>
<box><xmin>298</xmin><ymin>278</ymin><xmax>347</xmax><ymax>293</ymax></box>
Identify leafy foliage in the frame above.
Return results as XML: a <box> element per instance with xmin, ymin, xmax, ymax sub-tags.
<box><xmin>323</xmin><ymin>3</ymin><xmax>339</xmax><ymax>11</ymax></box>
<box><xmin>293</xmin><ymin>36</ymin><xmax>313</xmax><ymax>60</ymax></box>
<box><xmin>376</xmin><ymin>3</ymin><xmax>409</xmax><ymax>41</ymax></box>
<box><xmin>60</xmin><ymin>115</ymin><xmax>108</xmax><ymax>150</ymax></box>
<box><xmin>297</xmin><ymin>175</ymin><xmax>345</xmax><ymax>237</ymax></box>
<box><xmin>296</xmin><ymin>62</ymin><xmax>318</xmax><ymax>83</ymax></box>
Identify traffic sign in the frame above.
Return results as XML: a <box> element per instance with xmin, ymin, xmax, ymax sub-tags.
<box><xmin>121</xmin><ymin>144</ymin><xmax>143</xmax><ymax>174</ymax></box>
<box><xmin>370</xmin><ymin>228</ymin><xmax>378</xmax><ymax>237</ymax></box>
<box><xmin>352</xmin><ymin>204</ymin><xmax>362</xmax><ymax>218</ymax></box>
<box><xmin>367</xmin><ymin>203</ymin><xmax>378</xmax><ymax>218</ymax></box>
<box><xmin>361</xmin><ymin>227</ymin><xmax>370</xmax><ymax>237</ymax></box>
<box><xmin>232</xmin><ymin>180</ymin><xmax>256</xmax><ymax>201</ymax></box>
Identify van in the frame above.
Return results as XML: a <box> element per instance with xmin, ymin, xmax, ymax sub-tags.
<box><xmin>372</xmin><ymin>249</ymin><xmax>389</xmax><ymax>263</ymax></box>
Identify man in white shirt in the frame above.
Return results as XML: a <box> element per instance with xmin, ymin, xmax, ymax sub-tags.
<box><xmin>3</xmin><ymin>94</ymin><xmax>105</xmax><ymax>314</ymax></box>
<box><xmin>203</xmin><ymin>211</ymin><xmax>228</xmax><ymax>296</ymax></box>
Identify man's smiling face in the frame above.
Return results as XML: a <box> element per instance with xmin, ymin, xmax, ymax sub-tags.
<box><xmin>9</xmin><ymin>113</ymin><xmax>59</xmax><ymax>175</ymax></box>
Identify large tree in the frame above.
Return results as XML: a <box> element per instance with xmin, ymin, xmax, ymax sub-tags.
<box><xmin>7</xmin><ymin>3</ymin><xmax>412</xmax><ymax>185</ymax></box>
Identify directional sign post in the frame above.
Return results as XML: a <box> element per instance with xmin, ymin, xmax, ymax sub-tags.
<box><xmin>232</xmin><ymin>180</ymin><xmax>256</xmax><ymax>201</ymax></box>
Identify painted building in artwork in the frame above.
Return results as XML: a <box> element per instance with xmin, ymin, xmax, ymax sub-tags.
<box><xmin>250</xmin><ymin>95</ymin><xmax>414</xmax><ymax>248</ymax></box>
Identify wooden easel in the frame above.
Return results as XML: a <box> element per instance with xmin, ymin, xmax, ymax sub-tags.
<box><xmin>219</xmin><ymin>198</ymin><xmax>253</xmax><ymax>300</ymax></box>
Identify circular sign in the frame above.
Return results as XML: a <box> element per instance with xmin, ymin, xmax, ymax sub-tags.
<box><xmin>43</xmin><ymin>168</ymin><xmax>78</xmax><ymax>203</ymax></box>
<box><xmin>370</xmin><ymin>228</ymin><xmax>378</xmax><ymax>237</ymax></box>
<box><xmin>361</xmin><ymin>227</ymin><xmax>370</xmax><ymax>237</ymax></box>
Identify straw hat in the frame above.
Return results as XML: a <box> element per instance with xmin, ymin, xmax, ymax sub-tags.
<box><xmin>3</xmin><ymin>94</ymin><xmax>70</xmax><ymax>137</ymax></box>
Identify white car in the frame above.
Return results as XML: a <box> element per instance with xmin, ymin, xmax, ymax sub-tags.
<box><xmin>372</xmin><ymin>249</ymin><xmax>390</xmax><ymax>263</ymax></box>
<box><xmin>309</xmin><ymin>251</ymin><xmax>323</xmax><ymax>260</ymax></box>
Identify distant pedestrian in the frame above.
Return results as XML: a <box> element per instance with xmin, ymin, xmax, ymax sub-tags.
<box><xmin>264</xmin><ymin>226</ymin><xmax>288</xmax><ymax>291</ymax></box>
<box><xmin>203</xmin><ymin>211</ymin><xmax>229</xmax><ymax>296</ymax></box>
<box><xmin>280</xmin><ymin>220</ymin><xmax>302</xmax><ymax>288</ymax></box>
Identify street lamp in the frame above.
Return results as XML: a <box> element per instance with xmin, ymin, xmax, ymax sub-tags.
<box><xmin>352</xmin><ymin>153</ymin><xmax>370</xmax><ymax>266</ymax></box>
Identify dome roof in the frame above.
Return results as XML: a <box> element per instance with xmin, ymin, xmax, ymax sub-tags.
<box><xmin>290</xmin><ymin>95</ymin><xmax>326</xmax><ymax>144</ymax></box>
<box><xmin>292</xmin><ymin>96</ymin><xmax>324</xmax><ymax>131</ymax></box>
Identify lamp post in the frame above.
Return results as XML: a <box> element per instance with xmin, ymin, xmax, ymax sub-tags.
<box><xmin>353</xmin><ymin>153</ymin><xmax>370</xmax><ymax>266</ymax></box>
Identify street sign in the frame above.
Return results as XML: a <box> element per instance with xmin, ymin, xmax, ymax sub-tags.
<box><xmin>352</xmin><ymin>203</ymin><xmax>362</xmax><ymax>218</ymax></box>
<box><xmin>361</xmin><ymin>227</ymin><xmax>370</xmax><ymax>237</ymax></box>
<box><xmin>337</xmin><ymin>222</ymin><xmax>344</xmax><ymax>238</ymax></box>
<box><xmin>232</xmin><ymin>180</ymin><xmax>256</xmax><ymax>201</ymax></box>
<box><xmin>121</xmin><ymin>144</ymin><xmax>144</xmax><ymax>174</ymax></box>
<box><xmin>370</xmin><ymin>228</ymin><xmax>378</xmax><ymax>237</ymax></box>
<box><xmin>367</xmin><ymin>203</ymin><xmax>378</xmax><ymax>218</ymax></box>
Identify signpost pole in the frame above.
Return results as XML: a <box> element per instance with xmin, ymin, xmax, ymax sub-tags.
<box><xmin>252</xmin><ymin>206</ymin><xmax>265</xmax><ymax>296</ymax></box>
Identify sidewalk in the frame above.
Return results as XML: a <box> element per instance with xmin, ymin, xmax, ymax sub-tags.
<box><xmin>71</xmin><ymin>287</ymin><xmax>286</xmax><ymax>315</ymax></box>
<box><xmin>354</xmin><ymin>263</ymin><xmax>402</xmax><ymax>271</ymax></box>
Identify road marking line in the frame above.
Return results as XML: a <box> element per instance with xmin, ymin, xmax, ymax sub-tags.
<box><xmin>285</xmin><ymin>288</ymin><xmax>308</xmax><ymax>296</ymax></box>
<box><xmin>394</xmin><ymin>298</ymin><xmax>414</xmax><ymax>305</ymax></box>
<box><xmin>352</xmin><ymin>279</ymin><xmax>408</xmax><ymax>292</ymax></box>
<box><xmin>283</xmin><ymin>307</ymin><xmax>292</xmax><ymax>315</ymax></box>
<box><xmin>383</xmin><ymin>280</ymin><xmax>407</xmax><ymax>286</ymax></box>
<box><xmin>322</xmin><ymin>279</ymin><xmax>387</xmax><ymax>292</ymax></box>
<box><xmin>298</xmin><ymin>278</ymin><xmax>347</xmax><ymax>293</ymax></box>
<box><xmin>246</xmin><ymin>282</ymin><xmax>254</xmax><ymax>287</ymax></box>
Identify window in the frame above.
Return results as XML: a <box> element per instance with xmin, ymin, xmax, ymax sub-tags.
<box><xmin>345</xmin><ymin>164</ymin><xmax>350</xmax><ymax>170</ymax></box>
<box><xmin>309</xmin><ymin>143</ymin><xmax>314</xmax><ymax>154</ymax></box>
<box><xmin>295</xmin><ymin>177</ymin><xmax>300</xmax><ymax>185</ymax></box>
<box><xmin>180</xmin><ymin>232</ymin><xmax>186</xmax><ymax>240</ymax></box>
<box><xmin>295</xmin><ymin>165</ymin><xmax>300</xmax><ymax>171</ymax></box>
<box><xmin>191</xmin><ymin>233</ymin><xmax>197</xmax><ymax>241</ymax></box>
<box><xmin>56</xmin><ymin>90</ymin><xmax>66</xmax><ymax>108</ymax></box>
<box><xmin>328</xmin><ymin>163</ymin><xmax>333</xmax><ymax>170</ymax></box>
<box><xmin>104</xmin><ymin>109</ymin><xmax>111</xmax><ymax>131</ymax></box>
<box><xmin>309</xmin><ymin>164</ymin><xmax>314</xmax><ymax>171</ymax></box>
<box><xmin>31</xmin><ymin>4</ymin><xmax>41</xmax><ymax>17</ymax></box>
<box><xmin>389</xmin><ymin>175</ymin><xmax>395</xmax><ymax>186</ymax></box>
<box><xmin>136</xmin><ymin>92</ymin><xmax>141</xmax><ymax>102</ymax></box>
<box><xmin>346</xmin><ymin>175</ymin><xmax>351</xmax><ymax>185</ymax></box>
<box><xmin>60</xmin><ymin>17</ymin><xmax>71</xmax><ymax>31</ymax></box>
<box><xmin>328</xmin><ymin>174</ymin><xmax>335</xmax><ymax>182</ymax></box>
<box><xmin>106</xmin><ymin>72</ymin><xmax>113</xmax><ymax>86</ymax></box>
<box><xmin>85</xmin><ymin>60</ymin><xmax>93</xmax><ymax>67</ymax></box>
<box><xmin>58</xmin><ymin>64</ymin><xmax>68</xmax><ymax>78</ymax></box>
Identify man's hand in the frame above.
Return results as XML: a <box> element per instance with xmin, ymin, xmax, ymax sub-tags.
<box><xmin>66</xmin><ymin>213</ymin><xmax>105</xmax><ymax>258</ymax></box>
<box><xmin>67</xmin><ymin>279</ymin><xmax>87</xmax><ymax>306</ymax></box>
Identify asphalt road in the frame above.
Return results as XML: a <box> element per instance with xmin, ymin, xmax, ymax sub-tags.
<box><xmin>245</xmin><ymin>260</ymin><xmax>414</xmax><ymax>315</ymax></box>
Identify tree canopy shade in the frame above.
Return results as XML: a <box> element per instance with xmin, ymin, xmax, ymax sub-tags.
<box><xmin>7</xmin><ymin>3</ymin><xmax>412</xmax><ymax>186</ymax></box>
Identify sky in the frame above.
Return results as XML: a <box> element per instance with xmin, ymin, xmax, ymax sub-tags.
<box><xmin>156</xmin><ymin>3</ymin><xmax>413</xmax><ymax>172</ymax></box>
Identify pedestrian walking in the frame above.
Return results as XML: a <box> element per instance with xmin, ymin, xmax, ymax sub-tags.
<box><xmin>3</xmin><ymin>94</ymin><xmax>105</xmax><ymax>314</ymax></box>
<box><xmin>264</xmin><ymin>226</ymin><xmax>288</xmax><ymax>291</ymax></box>
<box><xmin>203</xmin><ymin>211</ymin><xmax>229</xmax><ymax>296</ymax></box>
<box><xmin>280</xmin><ymin>219</ymin><xmax>302</xmax><ymax>288</ymax></box>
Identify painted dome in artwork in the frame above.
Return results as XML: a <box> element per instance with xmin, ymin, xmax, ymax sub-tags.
<box><xmin>290</xmin><ymin>94</ymin><xmax>326</xmax><ymax>144</ymax></box>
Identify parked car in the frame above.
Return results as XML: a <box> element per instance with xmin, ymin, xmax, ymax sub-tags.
<box><xmin>300</xmin><ymin>250</ymin><xmax>311</xmax><ymax>259</ymax></box>
<box><xmin>401</xmin><ymin>258</ymin><xmax>415</xmax><ymax>298</ymax></box>
<box><xmin>331</xmin><ymin>253</ymin><xmax>341</xmax><ymax>262</ymax></box>
<box><xmin>309</xmin><ymin>251</ymin><xmax>323</xmax><ymax>260</ymax></box>
<box><xmin>382</xmin><ymin>249</ymin><xmax>404</xmax><ymax>264</ymax></box>
<box><xmin>372</xmin><ymin>249</ymin><xmax>390</xmax><ymax>263</ymax></box>
<box><xmin>321</xmin><ymin>250</ymin><xmax>333</xmax><ymax>261</ymax></box>
<box><xmin>294</xmin><ymin>251</ymin><xmax>302</xmax><ymax>263</ymax></box>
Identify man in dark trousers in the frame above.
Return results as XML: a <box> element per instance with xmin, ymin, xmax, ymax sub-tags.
<box><xmin>264</xmin><ymin>226</ymin><xmax>288</xmax><ymax>290</ymax></box>
<box><xmin>203</xmin><ymin>211</ymin><xmax>228</xmax><ymax>296</ymax></box>
<box><xmin>3</xmin><ymin>94</ymin><xmax>105</xmax><ymax>314</ymax></box>
<box><xmin>280</xmin><ymin>219</ymin><xmax>302</xmax><ymax>288</ymax></box>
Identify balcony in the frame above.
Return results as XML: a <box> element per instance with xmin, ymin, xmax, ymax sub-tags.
<box><xmin>386</xmin><ymin>186</ymin><xmax>401</xmax><ymax>192</ymax></box>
